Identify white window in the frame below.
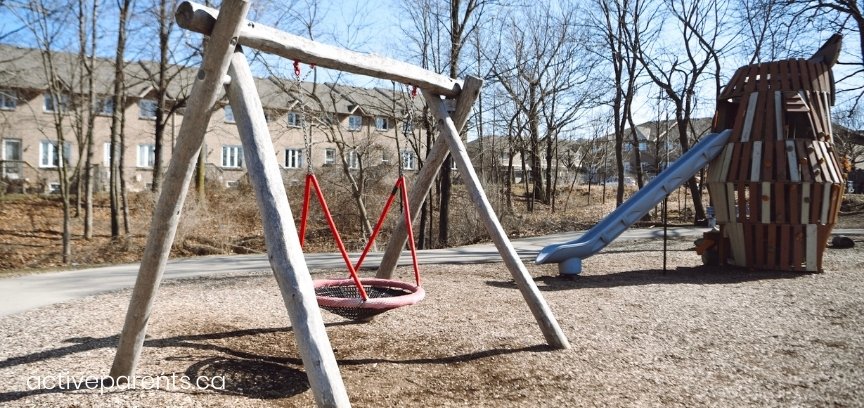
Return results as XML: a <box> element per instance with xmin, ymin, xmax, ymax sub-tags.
<box><xmin>402</xmin><ymin>120</ymin><xmax>414</xmax><ymax>134</ymax></box>
<box><xmin>375</xmin><ymin>116</ymin><xmax>389</xmax><ymax>131</ymax></box>
<box><xmin>2</xmin><ymin>139</ymin><xmax>22</xmax><ymax>178</ymax></box>
<box><xmin>324</xmin><ymin>148</ymin><xmax>336</xmax><ymax>166</ymax></box>
<box><xmin>224</xmin><ymin>105</ymin><xmax>235</xmax><ymax>123</ymax></box>
<box><xmin>639</xmin><ymin>142</ymin><xmax>648</xmax><ymax>151</ymax></box>
<box><xmin>0</xmin><ymin>89</ymin><xmax>17</xmax><ymax>110</ymax></box>
<box><xmin>346</xmin><ymin>150</ymin><xmax>359</xmax><ymax>169</ymax></box>
<box><xmin>285</xmin><ymin>148</ymin><xmax>303</xmax><ymax>169</ymax></box>
<box><xmin>347</xmin><ymin>115</ymin><xmax>362</xmax><ymax>131</ymax></box>
<box><xmin>139</xmin><ymin>99</ymin><xmax>157</xmax><ymax>119</ymax></box>
<box><xmin>39</xmin><ymin>140</ymin><xmax>71</xmax><ymax>168</ymax></box>
<box><xmin>137</xmin><ymin>144</ymin><xmax>156</xmax><ymax>168</ymax></box>
<box><xmin>222</xmin><ymin>145</ymin><xmax>244</xmax><ymax>168</ymax></box>
<box><xmin>103</xmin><ymin>142</ymin><xmax>112</xmax><ymax>167</ymax></box>
<box><xmin>43</xmin><ymin>92</ymin><xmax>69</xmax><ymax>113</ymax></box>
<box><xmin>401</xmin><ymin>150</ymin><xmax>416</xmax><ymax>170</ymax></box>
<box><xmin>287</xmin><ymin>112</ymin><xmax>302</xmax><ymax>128</ymax></box>
<box><xmin>97</xmin><ymin>97</ymin><xmax>114</xmax><ymax>115</ymax></box>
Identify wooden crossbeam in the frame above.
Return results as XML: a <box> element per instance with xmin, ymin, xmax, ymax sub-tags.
<box><xmin>175</xmin><ymin>1</ymin><xmax>462</xmax><ymax>97</ymax></box>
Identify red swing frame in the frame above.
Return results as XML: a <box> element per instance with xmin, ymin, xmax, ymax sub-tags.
<box><xmin>299</xmin><ymin>172</ymin><xmax>422</xmax><ymax>307</ymax></box>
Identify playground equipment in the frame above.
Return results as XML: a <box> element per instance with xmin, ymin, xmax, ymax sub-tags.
<box><xmin>298</xmin><ymin>82</ymin><xmax>425</xmax><ymax>321</ymax></box>
<box><xmin>108</xmin><ymin>1</ymin><xmax>569</xmax><ymax>406</ymax></box>
<box><xmin>536</xmin><ymin>129</ymin><xmax>732</xmax><ymax>275</ymax></box>
<box><xmin>537</xmin><ymin>35</ymin><xmax>845</xmax><ymax>276</ymax></box>
<box><xmin>703</xmin><ymin>35</ymin><xmax>845</xmax><ymax>272</ymax></box>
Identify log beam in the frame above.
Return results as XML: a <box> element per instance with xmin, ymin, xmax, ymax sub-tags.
<box><xmin>424</xmin><ymin>91</ymin><xmax>571</xmax><ymax>350</ymax></box>
<box><xmin>227</xmin><ymin>47</ymin><xmax>350</xmax><ymax>408</ymax></box>
<box><xmin>175</xmin><ymin>0</ymin><xmax>462</xmax><ymax>97</ymax></box>
<box><xmin>376</xmin><ymin>76</ymin><xmax>482</xmax><ymax>279</ymax></box>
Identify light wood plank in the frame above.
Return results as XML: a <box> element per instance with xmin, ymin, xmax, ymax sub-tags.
<box><xmin>761</xmin><ymin>181</ymin><xmax>771</xmax><ymax>224</ymax></box>
<box><xmin>786</xmin><ymin>140</ymin><xmax>800</xmax><ymax>182</ymax></box>
<box><xmin>806</xmin><ymin>224</ymin><xmax>818</xmax><ymax>271</ymax></box>
<box><xmin>801</xmin><ymin>183</ymin><xmax>811</xmax><ymax>224</ymax></box>
<box><xmin>740</xmin><ymin>92</ymin><xmax>759</xmax><ymax>142</ymax></box>
<box><xmin>820</xmin><ymin>181</ymin><xmax>831</xmax><ymax>224</ymax></box>
<box><xmin>750</xmin><ymin>141</ymin><xmax>762</xmax><ymax>181</ymax></box>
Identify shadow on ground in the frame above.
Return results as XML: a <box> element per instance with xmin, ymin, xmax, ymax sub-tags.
<box><xmin>0</xmin><ymin>322</ymin><xmax>550</xmax><ymax>403</ymax></box>
<box><xmin>486</xmin><ymin>265</ymin><xmax>811</xmax><ymax>291</ymax></box>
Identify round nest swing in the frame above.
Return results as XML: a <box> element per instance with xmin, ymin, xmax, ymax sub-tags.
<box><xmin>313</xmin><ymin>278</ymin><xmax>425</xmax><ymax>321</ymax></box>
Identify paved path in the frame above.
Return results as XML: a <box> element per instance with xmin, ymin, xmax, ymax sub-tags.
<box><xmin>1</xmin><ymin>227</ymin><xmax>861</xmax><ymax>317</ymax></box>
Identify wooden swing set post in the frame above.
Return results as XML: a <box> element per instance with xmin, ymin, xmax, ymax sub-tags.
<box><xmin>226</xmin><ymin>47</ymin><xmax>350</xmax><ymax>407</ymax></box>
<box><xmin>375</xmin><ymin>76</ymin><xmax>483</xmax><ymax>279</ymax></box>
<box><xmin>423</xmin><ymin>91</ymin><xmax>571</xmax><ymax>350</ymax></box>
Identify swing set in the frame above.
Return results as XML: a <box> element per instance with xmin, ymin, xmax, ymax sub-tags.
<box><xmin>109</xmin><ymin>1</ymin><xmax>570</xmax><ymax>405</ymax></box>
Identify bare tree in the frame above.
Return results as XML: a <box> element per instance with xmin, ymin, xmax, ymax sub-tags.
<box><xmin>486</xmin><ymin>4</ymin><xmax>595</xmax><ymax>211</ymax></box>
<box><xmin>109</xmin><ymin>0</ymin><xmax>132</xmax><ymax>238</ymax></box>
<box><xmin>785</xmin><ymin>1</ymin><xmax>864</xmax><ymax>113</ymax></box>
<box><xmin>632</xmin><ymin>0</ymin><xmax>732</xmax><ymax>224</ymax></box>
<box><xmin>13</xmin><ymin>0</ymin><xmax>77</xmax><ymax>262</ymax></box>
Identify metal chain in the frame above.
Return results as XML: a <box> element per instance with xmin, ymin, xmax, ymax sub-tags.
<box><xmin>293</xmin><ymin>61</ymin><xmax>315</xmax><ymax>174</ymax></box>
<box><xmin>396</xmin><ymin>83</ymin><xmax>417</xmax><ymax>179</ymax></box>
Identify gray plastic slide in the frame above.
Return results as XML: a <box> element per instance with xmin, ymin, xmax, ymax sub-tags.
<box><xmin>536</xmin><ymin>129</ymin><xmax>732</xmax><ymax>275</ymax></box>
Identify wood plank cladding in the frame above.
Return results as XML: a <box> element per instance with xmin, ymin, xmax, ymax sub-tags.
<box><xmin>707</xmin><ymin>56</ymin><xmax>845</xmax><ymax>272</ymax></box>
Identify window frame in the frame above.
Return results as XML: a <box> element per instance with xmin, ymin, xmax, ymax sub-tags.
<box><xmin>401</xmin><ymin>149</ymin><xmax>416</xmax><ymax>171</ymax></box>
<box><xmin>324</xmin><ymin>148</ymin><xmax>336</xmax><ymax>166</ymax></box>
<box><xmin>284</xmin><ymin>148</ymin><xmax>303</xmax><ymax>169</ymax></box>
<box><xmin>0</xmin><ymin>89</ymin><xmax>17</xmax><ymax>110</ymax></box>
<box><xmin>346</xmin><ymin>150</ymin><xmax>359</xmax><ymax>169</ymax></box>
<box><xmin>138</xmin><ymin>99</ymin><xmax>158</xmax><ymax>120</ymax></box>
<box><xmin>97</xmin><ymin>96</ymin><xmax>114</xmax><ymax>116</ymax></box>
<box><xmin>287</xmin><ymin>111</ymin><xmax>302</xmax><ymax>128</ymax></box>
<box><xmin>374</xmin><ymin>116</ymin><xmax>389</xmax><ymax>131</ymax></box>
<box><xmin>39</xmin><ymin>140</ymin><xmax>71</xmax><ymax>168</ymax></box>
<box><xmin>43</xmin><ymin>92</ymin><xmax>70</xmax><ymax>113</ymax></box>
<box><xmin>347</xmin><ymin>115</ymin><xmax>362</xmax><ymax>131</ymax></box>
<box><xmin>2</xmin><ymin>138</ymin><xmax>22</xmax><ymax>177</ymax></box>
<box><xmin>221</xmin><ymin>145</ymin><xmax>244</xmax><ymax>168</ymax></box>
<box><xmin>136</xmin><ymin>144</ymin><xmax>156</xmax><ymax>168</ymax></box>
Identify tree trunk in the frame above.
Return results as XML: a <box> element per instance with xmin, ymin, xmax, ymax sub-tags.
<box><xmin>152</xmin><ymin>0</ymin><xmax>172</xmax><ymax>193</ymax></box>
<box><xmin>109</xmin><ymin>0</ymin><xmax>130</xmax><ymax>239</ymax></box>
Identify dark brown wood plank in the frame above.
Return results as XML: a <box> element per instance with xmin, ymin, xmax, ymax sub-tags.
<box><xmin>755</xmin><ymin>223</ymin><xmax>766</xmax><ymax>268</ymax></box>
<box><xmin>789</xmin><ymin>183</ymin><xmax>801</xmax><ymax>227</ymax></box>
<box><xmin>774</xmin><ymin>182</ymin><xmax>787</xmax><ymax>224</ymax></box>
<box><xmin>780</xmin><ymin>224</ymin><xmax>791</xmax><ymax>270</ymax></box>
<box><xmin>775</xmin><ymin>139</ymin><xmax>788</xmax><ymax>181</ymax></box>
<box><xmin>766</xmin><ymin>224</ymin><xmax>778</xmax><ymax>269</ymax></box>
<box><xmin>791</xmin><ymin>224</ymin><xmax>804</xmax><ymax>270</ymax></box>
<box><xmin>810</xmin><ymin>182</ymin><xmax>823</xmax><ymax>224</ymax></box>
<box><xmin>796</xmin><ymin>140</ymin><xmax>813</xmax><ymax>182</ymax></box>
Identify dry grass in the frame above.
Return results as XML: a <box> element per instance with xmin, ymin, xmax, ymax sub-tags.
<box><xmin>0</xmin><ymin>179</ymin><xmax>861</xmax><ymax>273</ymax></box>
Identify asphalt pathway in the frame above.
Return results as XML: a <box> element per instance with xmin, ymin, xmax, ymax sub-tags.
<box><xmin>1</xmin><ymin>227</ymin><xmax>861</xmax><ymax>317</ymax></box>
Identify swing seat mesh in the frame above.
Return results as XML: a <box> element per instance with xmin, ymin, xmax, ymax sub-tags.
<box><xmin>313</xmin><ymin>278</ymin><xmax>425</xmax><ymax>321</ymax></box>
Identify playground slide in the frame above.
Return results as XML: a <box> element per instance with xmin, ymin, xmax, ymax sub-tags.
<box><xmin>536</xmin><ymin>129</ymin><xmax>732</xmax><ymax>275</ymax></box>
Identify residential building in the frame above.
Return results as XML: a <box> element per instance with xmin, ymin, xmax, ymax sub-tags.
<box><xmin>0</xmin><ymin>44</ymin><xmax>421</xmax><ymax>194</ymax></box>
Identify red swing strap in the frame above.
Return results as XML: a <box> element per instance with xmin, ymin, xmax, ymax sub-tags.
<box><xmin>353</xmin><ymin>175</ymin><xmax>421</xmax><ymax>287</ymax></box>
<box><xmin>299</xmin><ymin>173</ymin><xmax>369</xmax><ymax>301</ymax></box>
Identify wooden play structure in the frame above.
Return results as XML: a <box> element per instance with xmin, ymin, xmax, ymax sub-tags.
<box><xmin>703</xmin><ymin>35</ymin><xmax>846</xmax><ymax>272</ymax></box>
<box><xmin>108</xmin><ymin>1</ymin><xmax>569</xmax><ymax>406</ymax></box>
